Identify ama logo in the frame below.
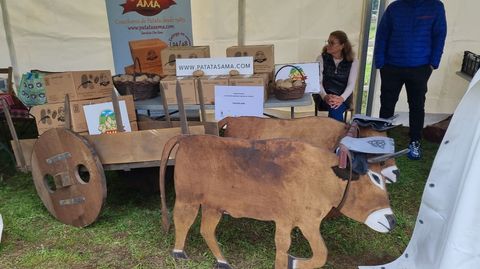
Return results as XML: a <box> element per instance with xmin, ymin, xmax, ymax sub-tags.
<box><xmin>289</xmin><ymin>66</ymin><xmax>307</xmax><ymax>81</ymax></box>
<box><xmin>121</xmin><ymin>0</ymin><xmax>176</xmax><ymax>16</ymax></box>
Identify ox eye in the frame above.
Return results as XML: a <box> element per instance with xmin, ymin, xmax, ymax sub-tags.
<box><xmin>368</xmin><ymin>170</ymin><xmax>385</xmax><ymax>190</ymax></box>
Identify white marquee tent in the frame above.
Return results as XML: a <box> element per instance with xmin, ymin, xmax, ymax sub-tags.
<box><xmin>2</xmin><ymin>1</ymin><xmax>480</xmax><ymax>268</ymax></box>
<box><xmin>2</xmin><ymin>0</ymin><xmax>479</xmax><ymax>115</ymax></box>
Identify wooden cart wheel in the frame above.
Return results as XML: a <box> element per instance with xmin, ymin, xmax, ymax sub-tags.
<box><xmin>31</xmin><ymin>128</ymin><xmax>107</xmax><ymax>227</ymax></box>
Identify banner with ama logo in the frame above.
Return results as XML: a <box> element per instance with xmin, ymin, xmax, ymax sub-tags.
<box><xmin>105</xmin><ymin>0</ymin><xmax>192</xmax><ymax>75</ymax></box>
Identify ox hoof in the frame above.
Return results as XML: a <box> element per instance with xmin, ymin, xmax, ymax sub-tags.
<box><xmin>172</xmin><ymin>250</ymin><xmax>189</xmax><ymax>260</ymax></box>
<box><xmin>214</xmin><ymin>261</ymin><xmax>233</xmax><ymax>269</ymax></box>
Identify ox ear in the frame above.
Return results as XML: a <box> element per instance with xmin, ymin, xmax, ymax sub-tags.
<box><xmin>367</xmin><ymin>148</ymin><xmax>410</xmax><ymax>163</ymax></box>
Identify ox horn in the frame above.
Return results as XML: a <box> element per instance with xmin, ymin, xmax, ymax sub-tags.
<box><xmin>367</xmin><ymin>148</ymin><xmax>410</xmax><ymax>163</ymax></box>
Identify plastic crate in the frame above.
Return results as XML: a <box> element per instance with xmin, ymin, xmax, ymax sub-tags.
<box><xmin>461</xmin><ymin>51</ymin><xmax>480</xmax><ymax>77</ymax></box>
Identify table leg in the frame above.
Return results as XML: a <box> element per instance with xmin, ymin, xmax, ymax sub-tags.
<box><xmin>290</xmin><ymin>107</ymin><xmax>294</xmax><ymax>119</ymax></box>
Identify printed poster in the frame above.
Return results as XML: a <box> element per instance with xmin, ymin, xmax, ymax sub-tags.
<box><xmin>83</xmin><ymin>100</ymin><xmax>131</xmax><ymax>135</ymax></box>
<box><xmin>214</xmin><ymin>86</ymin><xmax>264</xmax><ymax>121</ymax></box>
<box><xmin>274</xmin><ymin>63</ymin><xmax>321</xmax><ymax>93</ymax></box>
<box><xmin>105</xmin><ymin>0</ymin><xmax>193</xmax><ymax>75</ymax></box>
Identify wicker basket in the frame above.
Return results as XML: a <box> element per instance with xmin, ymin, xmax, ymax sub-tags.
<box><xmin>112</xmin><ymin>73</ymin><xmax>160</xmax><ymax>101</ymax></box>
<box><xmin>273</xmin><ymin>64</ymin><xmax>306</xmax><ymax>100</ymax></box>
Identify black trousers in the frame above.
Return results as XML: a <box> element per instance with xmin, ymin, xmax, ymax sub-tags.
<box><xmin>379</xmin><ymin>65</ymin><xmax>433</xmax><ymax>142</ymax></box>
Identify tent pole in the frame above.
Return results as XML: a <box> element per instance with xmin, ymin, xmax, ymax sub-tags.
<box><xmin>0</xmin><ymin>0</ymin><xmax>20</xmax><ymax>91</ymax></box>
<box><xmin>366</xmin><ymin>0</ymin><xmax>387</xmax><ymax>116</ymax></box>
<box><xmin>238</xmin><ymin>0</ymin><xmax>246</xmax><ymax>46</ymax></box>
<box><xmin>355</xmin><ymin>0</ymin><xmax>373</xmax><ymax>115</ymax></box>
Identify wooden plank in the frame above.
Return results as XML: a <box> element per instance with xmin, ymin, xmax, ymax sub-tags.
<box><xmin>138</xmin><ymin>120</ymin><xmax>218</xmax><ymax>135</ymax></box>
<box><xmin>14</xmin><ymin>125</ymin><xmax>207</xmax><ymax>168</ymax></box>
<box><xmin>2</xmin><ymin>98</ymin><xmax>26</xmax><ymax>170</ymax></box>
<box><xmin>83</xmin><ymin>126</ymin><xmax>205</xmax><ymax>165</ymax></box>
<box><xmin>111</xmin><ymin>90</ymin><xmax>125</xmax><ymax>132</ymax></box>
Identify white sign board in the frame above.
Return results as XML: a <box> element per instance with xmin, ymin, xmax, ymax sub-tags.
<box><xmin>176</xmin><ymin>57</ymin><xmax>254</xmax><ymax>76</ymax></box>
<box><xmin>214</xmin><ymin>85</ymin><xmax>264</xmax><ymax>121</ymax></box>
<box><xmin>83</xmin><ymin>101</ymin><xmax>131</xmax><ymax>135</ymax></box>
<box><xmin>274</xmin><ymin>63</ymin><xmax>320</xmax><ymax>93</ymax></box>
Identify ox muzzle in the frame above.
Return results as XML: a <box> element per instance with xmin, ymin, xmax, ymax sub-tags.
<box><xmin>364</xmin><ymin>208</ymin><xmax>396</xmax><ymax>233</ymax></box>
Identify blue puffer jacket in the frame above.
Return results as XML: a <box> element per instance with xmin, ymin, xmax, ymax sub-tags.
<box><xmin>374</xmin><ymin>0</ymin><xmax>447</xmax><ymax>69</ymax></box>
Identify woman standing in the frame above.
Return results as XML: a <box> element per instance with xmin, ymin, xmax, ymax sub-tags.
<box><xmin>314</xmin><ymin>30</ymin><xmax>358</xmax><ymax>121</ymax></box>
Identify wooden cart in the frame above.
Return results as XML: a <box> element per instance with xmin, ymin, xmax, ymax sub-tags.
<box><xmin>2</xmin><ymin>80</ymin><xmax>217</xmax><ymax>227</ymax></box>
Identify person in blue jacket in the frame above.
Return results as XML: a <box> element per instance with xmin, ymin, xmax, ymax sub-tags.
<box><xmin>374</xmin><ymin>0</ymin><xmax>447</xmax><ymax>160</ymax></box>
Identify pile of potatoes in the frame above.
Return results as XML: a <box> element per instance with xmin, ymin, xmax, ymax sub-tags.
<box><xmin>275</xmin><ymin>78</ymin><xmax>304</xmax><ymax>89</ymax></box>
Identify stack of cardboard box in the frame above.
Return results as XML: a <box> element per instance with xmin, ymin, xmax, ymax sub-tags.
<box><xmin>226</xmin><ymin>44</ymin><xmax>275</xmax><ymax>78</ymax></box>
<box><xmin>160</xmin><ymin>46</ymin><xmax>210</xmax><ymax>76</ymax></box>
<box><xmin>125</xmin><ymin>38</ymin><xmax>168</xmax><ymax>75</ymax></box>
<box><xmin>31</xmin><ymin>70</ymin><xmax>138</xmax><ymax>135</ymax></box>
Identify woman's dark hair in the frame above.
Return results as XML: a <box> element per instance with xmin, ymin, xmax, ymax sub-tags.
<box><xmin>322</xmin><ymin>30</ymin><xmax>355</xmax><ymax>62</ymax></box>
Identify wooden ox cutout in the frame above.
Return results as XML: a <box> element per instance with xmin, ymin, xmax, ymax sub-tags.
<box><xmin>160</xmin><ymin>135</ymin><xmax>396</xmax><ymax>269</ymax></box>
<box><xmin>219</xmin><ymin>116</ymin><xmax>402</xmax><ymax>183</ymax></box>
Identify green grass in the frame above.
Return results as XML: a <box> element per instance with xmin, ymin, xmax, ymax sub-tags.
<box><xmin>0</xmin><ymin>127</ymin><xmax>439</xmax><ymax>269</ymax></box>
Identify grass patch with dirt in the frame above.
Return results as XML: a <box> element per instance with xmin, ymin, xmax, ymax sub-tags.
<box><xmin>0</xmin><ymin>127</ymin><xmax>439</xmax><ymax>269</ymax></box>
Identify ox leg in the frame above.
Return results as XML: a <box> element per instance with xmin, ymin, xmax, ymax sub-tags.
<box><xmin>200</xmin><ymin>207</ymin><xmax>232</xmax><ymax>269</ymax></box>
<box><xmin>274</xmin><ymin>222</ymin><xmax>293</xmax><ymax>269</ymax></box>
<box><xmin>172</xmin><ymin>202</ymin><xmax>200</xmax><ymax>260</ymax></box>
<box><xmin>293</xmin><ymin>223</ymin><xmax>327</xmax><ymax>269</ymax></box>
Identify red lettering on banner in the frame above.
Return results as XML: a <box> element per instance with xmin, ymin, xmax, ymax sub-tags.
<box><xmin>121</xmin><ymin>0</ymin><xmax>176</xmax><ymax>16</ymax></box>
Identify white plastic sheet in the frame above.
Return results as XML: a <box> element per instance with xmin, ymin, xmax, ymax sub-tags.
<box><xmin>359</xmin><ymin>71</ymin><xmax>480</xmax><ymax>269</ymax></box>
<box><xmin>0</xmin><ymin>214</ymin><xmax>3</xmax><ymax>243</ymax></box>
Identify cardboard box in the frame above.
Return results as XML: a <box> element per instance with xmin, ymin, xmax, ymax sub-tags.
<box><xmin>226</xmin><ymin>45</ymin><xmax>274</xmax><ymax>73</ymax></box>
<box><xmin>160</xmin><ymin>76</ymin><xmax>197</xmax><ymax>105</ymax></box>
<box><xmin>125</xmin><ymin>64</ymin><xmax>135</xmax><ymax>74</ymax></box>
<box><xmin>129</xmin><ymin>38</ymin><xmax>168</xmax><ymax>72</ymax></box>
<box><xmin>44</xmin><ymin>70</ymin><xmax>114</xmax><ymax>103</ymax></box>
<box><xmin>124</xmin><ymin>64</ymin><xmax>163</xmax><ymax>76</ymax></box>
<box><xmin>31</xmin><ymin>102</ymin><xmax>66</xmax><ymax>134</ymax></box>
<box><xmin>198</xmin><ymin>76</ymin><xmax>229</xmax><ymax>104</ymax></box>
<box><xmin>161</xmin><ymin>46</ymin><xmax>211</xmax><ymax>76</ymax></box>
<box><xmin>228</xmin><ymin>74</ymin><xmax>269</xmax><ymax>102</ymax></box>
<box><xmin>31</xmin><ymin>95</ymin><xmax>137</xmax><ymax>135</ymax></box>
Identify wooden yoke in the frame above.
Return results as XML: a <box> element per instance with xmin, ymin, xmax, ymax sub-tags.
<box><xmin>175</xmin><ymin>80</ymin><xmax>189</xmax><ymax>134</ymax></box>
<box><xmin>159</xmin><ymin>81</ymin><xmax>172</xmax><ymax>127</ymax></box>
<box><xmin>196</xmin><ymin>78</ymin><xmax>207</xmax><ymax>123</ymax></box>
<box><xmin>111</xmin><ymin>89</ymin><xmax>125</xmax><ymax>133</ymax></box>
<box><xmin>338</xmin><ymin>122</ymin><xmax>359</xmax><ymax>169</ymax></box>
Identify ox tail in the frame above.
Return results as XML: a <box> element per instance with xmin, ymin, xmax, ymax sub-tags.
<box><xmin>160</xmin><ymin>135</ymin><xmax>184</xmax><ymax>232</ymax></box>
<box><xmin>217</xmin><ymin>117</ymin><xmax>231</xmax><ymax>136</ymax></box>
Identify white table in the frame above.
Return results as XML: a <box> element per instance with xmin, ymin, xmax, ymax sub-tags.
<box><xmin>134</xmin><ymin>93</ymin><xmax>313</xmax><ymax>119</ymax></box>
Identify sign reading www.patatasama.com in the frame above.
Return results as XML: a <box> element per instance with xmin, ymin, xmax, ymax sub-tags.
<box><xmin>176</xmin><ymin>57</ymin><xmax>254</xmax><ymax>76</ymax></box>
<box><xmin>121</xmin><ymin>0</ymin><xmax>176</xmax><ymax>16</ymax></box>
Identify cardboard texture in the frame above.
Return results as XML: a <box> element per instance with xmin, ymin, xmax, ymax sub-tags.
<box><xmin>159</xmin><ymin>135</ymin><xmax>394</xmax><ymax>269</ymax></box>
<box><xmin>31</xmin><ymin>95</ymin><xmax>137</xmax><ymax>134</ymax></box>
<box><xmin>124</xmin><ymin>64</ymin><xmax>134</xmax><ymax>74</ymax></box>
<box><xmin>161</xmin><ymin>46</ymin><xmax>211</xmax><ymax>76</ymax></box>
<box><xmin>228</xmin><ymin>74</ymin><xmax>269</xmax><ymax>102</ymax></box>
<box><xmin>44</xmin><ymin>70</ymin><xmax>114</xmax><ymax>103</ymax></box>
<box><xmin>198</xmin><ymin>75</ymin><xmax>229</xmax><ymax>104</ymax></box>
<box><xmin>226</xmin><ymin>45</ymin><xmax>274</xmax><ymax>73</ymax></box>
<box><xmin>160</xmin><ymin>76</ymin><xmax>197</xmax><ymax>105</ymax></box>
<box><xmin>124</xmin><ymin>63</ymin><xmax>163</xmax><ymax>76</ymax></box>
<box><xmin>31</xmin><ymin>102</ymin><xmax>66</xmax><ymax>135</ymax></box>
<box><xmin>129</xmin><ymin>38</ymin><xmax>168</xmax><ymax>74</ymax></box>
